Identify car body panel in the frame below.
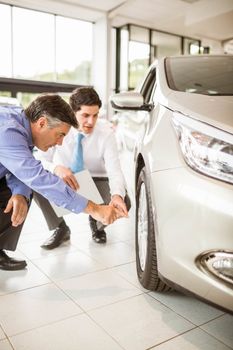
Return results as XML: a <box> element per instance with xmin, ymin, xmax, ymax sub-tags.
<box><xmin>152</xmin><ymin>167</ymin><xmax>233</xmax><ymax>309</ymax></box>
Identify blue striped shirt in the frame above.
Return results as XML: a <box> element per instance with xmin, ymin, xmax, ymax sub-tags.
<box><xmin>0</xmin><ymin>105</ymin><xmax>88</xmax><ymax>213</ymax></box>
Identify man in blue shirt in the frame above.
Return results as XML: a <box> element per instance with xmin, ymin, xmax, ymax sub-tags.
<box><xmin>0</xmin><ymin>94</ymin><xmax>124</xmax><ymax>271</ymax></box>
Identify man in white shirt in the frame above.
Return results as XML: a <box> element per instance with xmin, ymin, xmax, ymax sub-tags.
<box><xmin>34</xmin><ymin>87</ymin><xmax>130</xmax><ymax>249</ymax></box>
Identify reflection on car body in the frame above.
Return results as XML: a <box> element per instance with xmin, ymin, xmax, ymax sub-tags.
<box><xmin>110</xmin><ymin>55</ymin><xmax>233</xmax><ymax>313</ymax></box>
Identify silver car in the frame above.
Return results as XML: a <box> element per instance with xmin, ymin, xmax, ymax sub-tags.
<box><xmin>110</xmin><ymin>55</ymin><xmax>233</xmax><ymax>313</ymax></box>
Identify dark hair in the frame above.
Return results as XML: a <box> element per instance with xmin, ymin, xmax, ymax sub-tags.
<box><xmin>69</xmin><ymin>87</ymin><xmax>102</xmax><ymax>112</ymax></box>
<box><xmin>24</xmin><ymin>94</ymin><xmax>78</xmax><ymax>128</ymax></box>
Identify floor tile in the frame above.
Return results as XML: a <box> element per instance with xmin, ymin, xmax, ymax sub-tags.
<box><xmin>113</xmin><ymin>262</ymin><xmax>148</xmax><ymax>291</ymax></box>
<box><xmin>70</xmin><ymin>215</ymin><xmax>135</xmax><ymax>247</ymax></box>
<box><xmin>17</xmin><ymin>230</ymin><xmax>48</xmax><ymax>244</ymax></box>
<box><xmin>71</xmin><ymin>211</ymin><xmax>135</xmax><ymax>245</ymax></box>
<box><xmin>89</xmin><ymin>293</ymin><xmax>195</xmax><ymax>350</ymax></box>
<box><xmin>124</xmin><ymin>238</ymin><xmax>135</xmax><ymax>248</ymax></box>
<box><xmin>0</xmin><ymin>284</ymin><xmax>82</xmax><ymax>336</ymax></box>
<box><xmin>57</xmin><ymin>268</ymin><xmax>142</xmax><ymax>311</ymax></box>
<box><xmin>150</xmin><ymin>328</ymin><xmax>232</xmax><ymax>350</ymax></box>
<box><xmin>149</xmin><ymin>290</ymin><xmax>224</xmax><ymax>325</ymax></box>
<box><xmin>106</xmin><ymin>214</ymin><xmax>135</xmax><ymax>242</ymax></box>
<box><xmin>31</xmin><ymin>250</ymin><xmax>104</xmax><ymax>281</ymax></box>
<box><xmin>70</xmin><ymin>226</ymin><xmax>120</xmax><ymax>247</ymax></box>
<box><xmin>10</xmin><ymin>314</ymin><xmax>123</xmax><ymax>350</ymax></box>
<box><xmin>77</xmin><ymin>241</ymin><xmax>135</xmax><ymax>268</ymax></box>
<box><xmin>0</xmin><ymin>326</ymin><xmax>6</xmax><ymax>340</ymax></box>
<box><xmin>65</xmin><ymin>212</ymin><xmax>93</xmax><ymax>234</ymax></box>
<box><xmin>201</xmin><ymin>314</ymin><xmax>233</xmax><ymax>348</ymax></box>
<box><xmin>18</xmin><ymin>239</ymin><xmax>78</xmax><ymax>260</ymax></box>
<box><xmin>0</xmin><ymin>339</ymin><xmax>13</xmax><ymax>350</ymax></box>
<box><xmin>0</xmin><ymin>261</ymin><xmax>50</xmax><ymax>296</ymax></box>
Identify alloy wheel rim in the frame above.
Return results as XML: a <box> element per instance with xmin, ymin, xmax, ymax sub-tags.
<box><xmin>138</xmin><ymin>183</ymin><xmax>148</xmax><ymax>271</ymax></box>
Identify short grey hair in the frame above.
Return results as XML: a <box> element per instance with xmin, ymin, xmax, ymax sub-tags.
<box><xmin>45</xmin><ymin>114</ymin><xmax>64</xmax><ymax>129</ymax></box>
<box><xmin>24</xmin><ymin>94</ymin><xmax>78</xmax><ymax>128</ymax></box>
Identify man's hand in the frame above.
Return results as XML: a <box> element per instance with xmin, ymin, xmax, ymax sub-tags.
<box><xmin>54</xmin><ymin>165</ymin><xmax>79</xmax><ymax>190</ymax></box>
<box><xmin>84</xmin><ymin>201</ymin><xmax>127</xmax><ymax>225</ymax></box>
<box><xmin>110</xmin><ymin>195</ymin><xmax>128</xmax><ymax>217</ymax></box>
<box><xmin>4</xmin><ymin>194</ymin><xmax>28</xmax><ymax>227</ymax></box>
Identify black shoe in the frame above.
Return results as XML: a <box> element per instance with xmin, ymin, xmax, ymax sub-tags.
<box><xmin>0</xmin><ymin>250</ymin><xmax>27</xmax><ymax>271</ymax></box>
<box><xmin>92</xmin><ymin>230</ymin><xmax>107</xmax><ymax>244</ymax></box>
<box><xmin>41</xmin><ymin>226</ymin><xmax>71</xmax><ymax>250</ymax></box>
<box><xmin>89</xmin><ymin>216</ymin><xmax>107</xmax><ymax>244</ymax></box>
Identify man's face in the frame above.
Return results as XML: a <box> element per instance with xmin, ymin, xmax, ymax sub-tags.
<box><xmin>75</xmin><ymin>105</ymin><xmax>99</xmax><ymax>134</ymax></box>
<box><xmin>32</xmin><ymin>117</ymin><xmax>71</xmax><ymax>151</ymax></box>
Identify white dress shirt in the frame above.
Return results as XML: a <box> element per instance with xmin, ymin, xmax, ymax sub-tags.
<box><xmin>36</xmin><ymin>119</ymin><xmax>126</xmax><ymax>198</ymax></box>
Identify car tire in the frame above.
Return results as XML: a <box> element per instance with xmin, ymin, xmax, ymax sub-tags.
<box><xmin>136</xmin><ymin>167</ymin><xmax>170</xmax><ymax>291</ymax></box>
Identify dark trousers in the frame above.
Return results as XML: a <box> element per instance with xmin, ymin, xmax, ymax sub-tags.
<box><xmin>33</xmin><ymin>177</ymin><xmax>131</xmax><ymax>231</ymax></box>
<box><xmin>0</xmin><ymin>177</ymin><xmax>25</xmax><ymax>251</ymax></box>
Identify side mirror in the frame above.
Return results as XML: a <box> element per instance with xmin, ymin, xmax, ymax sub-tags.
<box><xmin>110</xmin><ymin>92</ymin><xmax>153</xmax><ymax>111</ymax></box>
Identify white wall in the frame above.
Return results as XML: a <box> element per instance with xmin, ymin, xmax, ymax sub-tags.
<box><xmin>201</xmin><ymin>38</ymin><xmax>224</xmax><ymax>54</ymax></box>
<box><xmin>92</xmin><ymin>16</ymin><xmax>113</xmax><ymax>119</ymax></box>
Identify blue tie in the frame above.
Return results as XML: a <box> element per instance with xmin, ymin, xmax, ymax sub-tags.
<box><xmin>70</xmin><ymin>133</ymin><xmax>85</xmax><ymax>173</ymax></box>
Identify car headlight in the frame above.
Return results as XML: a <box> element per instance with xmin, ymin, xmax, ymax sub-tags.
<box><xmin>172</xmin><ymin>113</ymin><xmax>233</xmax><ymax>184</ymax></box>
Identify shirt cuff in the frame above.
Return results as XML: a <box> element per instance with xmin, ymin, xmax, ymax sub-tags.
<box><xmin>111</xmin><ymin>189</ymin><xmax>126</xmax><ymax>199</ymax></box>
<box><xmin>65</xmin><ymin>193</ymin><xmax>89</xmax><ymax>214</ymax></box>
<box><xmin>7</xmin><ymin>180</ymin><xmax>31</xmax><ymax>199</ymax></box>
<box><xmin>11</xmin><ymin>186</ymin><xmax>32</xmax><ymax>200</ymax></box>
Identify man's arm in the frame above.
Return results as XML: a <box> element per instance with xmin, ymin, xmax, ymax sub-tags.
<box><xmin>54</xmin><ymin>165</ymin><xmax>79</xmax><ymax>191</ymax></box>
<box><xmin>6</xmin><ymin>172</ymin><xmax>31</xmax><ymax>199</ymax></box>
<box><xmin>36</xmin><ymin>139</ymin><xmax>79</xmax><ymax>191</ymax></box>
<box><xmin>103</xmin><ymin>131</ymin><xmax>126</xmax><ymax>199</ymax></box>
<box><xmin>103</xmin><ymin>131</ymin><xmax>129</xmax><ymax>216</ymax></box>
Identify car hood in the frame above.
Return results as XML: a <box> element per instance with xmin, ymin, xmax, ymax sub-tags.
<box><xmin>164</xmin><ymin>91</ymin><xmax>233</xmax><ymax>134</ymax></box>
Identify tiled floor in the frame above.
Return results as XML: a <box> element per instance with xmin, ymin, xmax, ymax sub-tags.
<box><xmin>0</xmin><ymin>200</ymin><xmax>232</xmax><ymax>350</ymax></box>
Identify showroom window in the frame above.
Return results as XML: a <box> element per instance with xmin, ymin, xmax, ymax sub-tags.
<box><xmin>183</xmin><ymin>38</ymin><xmax>201</xmax><ymax>55</ymax></box>
<box><xmin>129</xmin><ymin>26</ymin><xmax>150</xmax><ymax>91</ymax></box>
<box><xmin>56</xmin><ymin>15</ymin><xmax>92</xmax><ymax>84</ymax></box>
<box><xmin>12</xmin><ymin>7</ymin><xmax>55</xmax><ymax>81</ymax></box>
<box><xmin>116</xmin><ymin>24</ymin><xmax>201</xmax><ymax>92</ymax></box>
<box><xmin>0</xmin><ymin>4</ymin><xmax>12</xmax><ymax>78</ymax></box>
<box><xmin>0</xmin><ymin>4</ymin><xmax>93</xmax><ymax>85</ymax></box>
<box><xmin>151</xmin><ymin>31</ymin><xmax>181</xmax><ymax>60</ymax></box>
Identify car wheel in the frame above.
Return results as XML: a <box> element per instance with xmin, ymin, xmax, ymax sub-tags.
<box><xmin>136</xmin><ymin>167</ymin><xmax>170</xmax><ymax>291</ymax></box>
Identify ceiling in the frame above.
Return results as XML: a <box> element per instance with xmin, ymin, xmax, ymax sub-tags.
<box><xmin>3</xmin><ymin>0</ymin><xmax>233</xmax><ymax>41</ymax></box>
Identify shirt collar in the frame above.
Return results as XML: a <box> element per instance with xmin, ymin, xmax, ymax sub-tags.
<box><xmin>76</xmin><ymin>130</ymin><xmax>91</xmax><ymax>138</ymax></box>
<box><xmin>21</xmin><ymin>110</ymin><xmax>34</xmax><ymax>150</ymax></box>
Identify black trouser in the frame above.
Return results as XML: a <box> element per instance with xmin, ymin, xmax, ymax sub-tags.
<box><xmin>0</xmin><ymin>177</ymin><xmax>26</xmax><ymax>251</ymax></box>
<box><xmin>33</xmin><ymin>177</ymin><xmax>131</xmax><ymax>231</ymax></box>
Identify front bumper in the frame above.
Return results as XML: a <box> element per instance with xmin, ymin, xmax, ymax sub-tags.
<box><xmin>151</xmin><ymin>167</ymin><xmax>233</xmax><ymax>312</ymax></box>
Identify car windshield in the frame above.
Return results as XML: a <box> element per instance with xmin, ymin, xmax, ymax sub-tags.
<box><xmin>165</xmin><ymin>56</ymin><xmax>233</xmax><ymax>96</ymax></box>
